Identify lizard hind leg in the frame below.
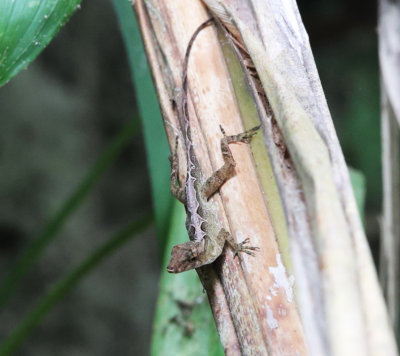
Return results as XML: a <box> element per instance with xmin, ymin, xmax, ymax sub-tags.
<box><xmin>202</xmin><ymin>125</ymin><xmax>260</xmax><ymax>199</ymax></box>
<box><xmin>169</xmin><ymin>136</ymin><xmax>187</xmax><ymax>204</ymax></box>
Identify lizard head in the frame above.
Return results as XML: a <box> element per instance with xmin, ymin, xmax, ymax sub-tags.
<box><xmin>166</xmin><ymin>241</ymin><xmax>203</xmax><ymax>273</ymax></box>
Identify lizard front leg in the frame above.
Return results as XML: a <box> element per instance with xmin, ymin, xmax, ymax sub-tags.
<box><xmin>169</xmin><ymin>136</ymin><xmax>187</xmax><ymax>204</ymax></box>
<box><xmin>218</xmin><ymin>228</ymin><xmax>260</xmax><ymax>257</ymax></box>
<box><xmin>166</xmin><ymin>228</ymin><xmax>259</xmax><ymax>273</ymax></box>
<box><xmin>202</xmin><ymin>125</ymin><xmax>260</xmax><ymax>199</ymax></box>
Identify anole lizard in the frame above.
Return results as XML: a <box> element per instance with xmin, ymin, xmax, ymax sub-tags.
<box><xmin>167</xmin><ymin>19</ymin><xmax>259</xmax><ymax>273</ymax></box>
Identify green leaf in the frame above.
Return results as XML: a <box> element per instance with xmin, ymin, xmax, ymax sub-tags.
<box><xmin>0</xmin><ymin>214</ymin><xmax>153</xmax><ymax>356</ymax></box>
<box><xmin>111</xmin><ymin>0</ymin><xmax>172</xmax><ymax>249</ymax></box>
<box><xmin>0</xmin><ymin>0</ymin><xmax>82</xmax><ymax>87</ymax></box>
<box><xmin>151</xmin><ymin>202</ymin><xmax>224</xmax><ymax>356</ymax></box>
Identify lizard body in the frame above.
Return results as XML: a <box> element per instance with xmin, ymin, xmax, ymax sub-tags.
<box><xmin>167</xmin><ymin>19</ymin><xmax>259</xmax><ymax>274</ymax></box>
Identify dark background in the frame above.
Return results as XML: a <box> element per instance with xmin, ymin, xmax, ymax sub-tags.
<box><xmin>0</xmin><ymin>0</ymin><xmax>380</xmax><ymax>354</ymax></box>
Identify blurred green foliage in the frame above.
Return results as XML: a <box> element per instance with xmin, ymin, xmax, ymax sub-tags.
<box><xmin>349</xmin><ymin>167</ymin><xmax>367</xmax><ymax>224</ymax></box>
<box><xmin>112</xmin><ymin>0</ymin><xmax>172</xmax><ymax>248</ymax></box>
<box><xmin>0</xmin><ymin>214</ymin><xmax>152</xmax><ymax>356</ymax></box>
<box><xmin>0</xmin><ymin>1</ymin><xmax>153</xmax><ymax>354</ymax></box>
<box><xmin>0</xmin><ymin>119</ymin><xmax>140</xmax><ymax>310</ymax></box>
<box><xmin>304</xmin><ymin>8</ymin><xmax>380</xmax><ymax>212</ymax></box>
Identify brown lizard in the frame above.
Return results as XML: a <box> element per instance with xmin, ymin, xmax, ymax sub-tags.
<box><xmin>166</xmin><ymin>19</ymin><xmax>259</xmax><ymax>274</ymax></box>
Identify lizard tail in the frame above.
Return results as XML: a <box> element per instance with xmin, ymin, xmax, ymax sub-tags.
<box><xmin>182</xmin><ymin>18</ymin><xmax>214</xmax><ymax>94</ymax></box>
<box><xmin>181</xmin><ymin>18</ymin><xmax>214</xmax><ymax>142</ymax></box>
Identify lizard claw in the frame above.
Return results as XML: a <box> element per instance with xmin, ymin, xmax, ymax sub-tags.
<box><xmin>233</xmin><ymin>238</ymin><xmax>260</xmax><ymax>258</ymax></box>
<box><xmin>241</xmin><ymin>125</ymin><xmax>261</xmax><ymax>143</ymax></box>
<box><xmin>223</xmin><ymin>125</ymin><xmax>261</xmax><ymax>144</ymax></box>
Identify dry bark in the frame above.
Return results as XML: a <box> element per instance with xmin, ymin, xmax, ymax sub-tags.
<box><xmin>133</xmin><ymin>0</ymin><xmax>398</xmax><ymax>355</ymax></box>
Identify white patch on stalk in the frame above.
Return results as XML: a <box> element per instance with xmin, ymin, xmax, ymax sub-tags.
<box><xmin>269</xmin><ymin>254</ymin><xmax>294</xmax><ymax>303</ymax></box>
<box><xmin>266</xmin><ymin>304</ymin><xmax>278</xmax><ymax>329</ymax></box>
<box><xmin>269</xmin><ymin>287</ymin><xmax>277</xmax><ymax>297</ymax></box>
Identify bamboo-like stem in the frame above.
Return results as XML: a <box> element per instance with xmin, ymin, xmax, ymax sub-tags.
<box><xmin>379</xmin><ymin>0</ymin><xmax>400</xmax><ymax>336</ymax></box>
<box><xmin>133</xmin><ymin>0</ymin><xmax>306</xmax><ymax>355</ymax></box>
<box><xmin>133</xmin><ymin>0</ymin><xmax>398</xmax><ymax>355</ymax></box>
<box><xmin>380</xmin><ymin>88</ymin><xmax>400</xmax><ymax>332</ymax></box>
<box><xmin>202</xmin><ymin>1</ymin><xmax>397</xmax><ymax>355</ymax></box>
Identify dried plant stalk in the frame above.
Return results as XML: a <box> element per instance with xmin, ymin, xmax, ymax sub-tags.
<box><xmin>379</xmin><ymin>0</ymin><xmax>400</xmax><ymax>336</ymax></box>
<box><xmin>133</xmin><ymin>0</ymin><xmax>398</xmax><ymax>355</ymax></box>
<box><xmin>133</xmin><ymin>0</ymin><xmax>306</xmax><ymax>355</ymax></box>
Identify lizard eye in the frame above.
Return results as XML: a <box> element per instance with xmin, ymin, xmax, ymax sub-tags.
<box><xmin>186</xmin><ymin>252</ymin><xmax>195</xmax><ymax>261</ymax></box>
<box><xmin>186</xmin><ymin>250</ymin><xmax>196</xmax><ymax>261</ymax></box>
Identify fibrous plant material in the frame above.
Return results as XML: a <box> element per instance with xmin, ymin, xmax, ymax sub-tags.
<box><xmin>379</xmin><ymin>0</ymin><xmax>400</xmax><ymax>338</ymax></box>
<box><xmin>133</xmin><ymin>0</ymin><xmax>398</xmax><ymax>355</ymax></box>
